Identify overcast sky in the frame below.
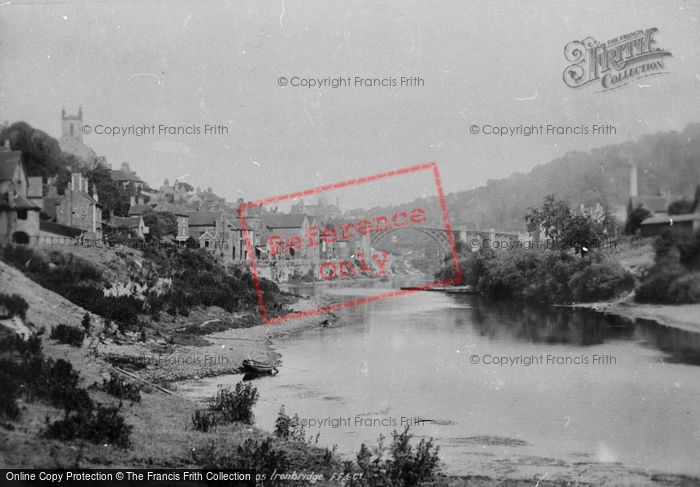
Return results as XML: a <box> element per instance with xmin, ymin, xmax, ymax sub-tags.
<box><xmin>1</xmin><ymin>0</ymin><xmax>699</xmax><ymax>210</ymax></box>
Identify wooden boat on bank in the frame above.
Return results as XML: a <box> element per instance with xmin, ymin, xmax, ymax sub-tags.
<box><xmin>242</xmin><ymin>359</ymin><xmax>279</xmax><ymax>375</ymax></box>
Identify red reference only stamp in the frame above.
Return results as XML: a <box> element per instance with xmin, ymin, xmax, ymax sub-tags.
<box><xmin>239</xmin><ymin>162</ymin><xmax>462</xmax><ymax>324</ymax></box>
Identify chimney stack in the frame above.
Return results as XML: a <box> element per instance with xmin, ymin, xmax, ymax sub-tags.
<box><xmin>629</xmin><ymin>162</ymin><xmax>638</xmax><ymax>197</ymax></box>
<box><xmin>71</xmin><ymin>173</ymin><xmax>82</xmax><ymax>192</ymax></box>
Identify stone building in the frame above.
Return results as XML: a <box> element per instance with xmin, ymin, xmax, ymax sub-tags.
<box><xmin>0</xmin><ymin>142</ymin><xmax>41</xmax><ymax>244</ymax></box>
<box><xmin>59</xmin><ymin>107</ymin><xmax>103</xmax><ymax>168</ymax></box>
<box><xmin>55</xmin><ymin>173</ymin><xmax>102</xmax><ymax>239</ymax></box>
<box><xmin>111</xmin><ymin>162</ymin><xmax>145</xmax><ymax>191</ymax></box>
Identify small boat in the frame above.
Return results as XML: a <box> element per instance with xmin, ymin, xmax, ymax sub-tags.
<box><xmin>242</xmin><ymin>359</ymin><xmax>279</xmax><ymax>375</ymax></box>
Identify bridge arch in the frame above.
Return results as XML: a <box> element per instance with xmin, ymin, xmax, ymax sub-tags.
<box><xmin>370</xmin><ymin>227</ymin><xmax>456</xmax><ymax>260</ymax></box>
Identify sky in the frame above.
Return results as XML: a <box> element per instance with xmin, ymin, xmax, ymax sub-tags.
<box><xmin>1</xmin><ymin>0</ymin><xmax>699</xmax><ymax>210</ymax></box>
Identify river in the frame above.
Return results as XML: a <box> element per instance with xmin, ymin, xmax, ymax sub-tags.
<box><xmin>180</xmin><ymin>285</ymin><xmax>700</xmax><ymax>479</ymax></box>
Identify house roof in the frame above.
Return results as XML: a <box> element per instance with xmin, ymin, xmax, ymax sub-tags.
<box><xmin>67</xmin><ymin>190</ymin><xmax>101</xmax><ymax>207</ymax></box>
<box><xmin>111</xmin><ymin>169</ymin><xmax>144</xmax><ymax>183</ymax></box>
<box><xmin>261</xmin><ymin>213</ymin><xmax>308</xmax><ymax>229</ymax></box>
<box><xmin>641</xmin><ymin>213</ymin><xmax>700</xmax><ymax>225</ymax></box>
<box><xmin>0</xmin><ymin>194</ymin><xmax>40</xmax><ymax>210</ymax></box>
<box><xmin>198</xmin><ymin>230</ymin><xmax>217</xmax><ymax>240</ymax></box>
<box><xmin>188</xmin><ymin>210</ymin><xmax>221</xmax><ymax>226</ymax></box>
<box><xmin>40</xmin><ymin>220</ymin><xmax>82</xmax><ymax>237</ymax></box>
<box><xmin>0</xmin><ymin>151</ymin><xmax>22</xmax><ymax>181</ymax></box>
<box><xmin>109</xmin><ymin>216</ymin><xmax>142</xmax><ymax>229</ymax></box>
<box><xmin>128</xmin><ymin>203</ymin><xmax>153</xmax><ymax>216</ymax></box>
<box><xmin>630</xmin><ymin>195</ymin><xmax>671</xmax><ymax>214</ymax></box>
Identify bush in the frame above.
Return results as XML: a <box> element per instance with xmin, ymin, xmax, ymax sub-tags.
<box><xmin>636</xmin><ymin>230</ymin><xmax>700</xmax><ymax>304</ymax></box>
<box><xmin>46</xmin><ymin>404</ymin><xmax>132</xmax><ymax>449</ymax></box>
<box><xmin>81</xmin><ymin>313</ymin><xmax>91</xmax><ymax>333</ymax></box>
<box><xmin>235</xmin><ymin>437</ymin><xmax>288</xmax><ymax>475</ymax></box>
<box><xmin>0</xmin><ymin>361</ymin><xmax>21</xmax><ymax>420</ymax></box>
<box><xmin>209</xmin><ymin>382</ymin><xmax>259</xmax><ymax>424</ymax></box>
<box><xmin>667</xmin><ymin>272</ymin><xmax>700</xmax><ymax>304</ymax></box>
<box><xmin>569</xmin><ymin>261</ymin><xmax>635</xmax><ymax>302</ymax></box>
<box><xmin>50</xmin><ymin>324</ymin><xmax>85</xmax><ymax>347</ymax></box>
<box><xmin>0</xmin><ymin>293</ymin><xmax>29</xmax><ymax>320</ymax></box>
<box><xmin>192</xmin><ymin>409</ymin><xmax>217</xmax><ymax>432</ymax></box>
<box><xmin>192</xmin><ymin>437</ymin><xmax>288</xmax><ymax>476</ymax></box>
<box><xmin>100</xmin><ymin>373</ymin><xmax>141</xmax><ymax>402</ymax></box>
<box><xmin>274</xmin><ymin>406</ymin><xmax>307</xmax><ymax>442</ymax></box>
<box><xmin>351</xmin><ymin>427</ymin><xmax>440</xmax><ymax>487</ymax></box>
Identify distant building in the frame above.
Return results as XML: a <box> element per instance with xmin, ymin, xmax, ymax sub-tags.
<box><xmin>260</xmin><ymin>213</ymin><xmax>320</xmax><ymax>262</ymax></box>
<box><xmin>640</xmin><ymin>185</ymin><xmax>700</xmax><ymax>237</ymax></box>
<box><xmin>0</xmin><ymin>141</ymin><xmax>41</xmax><ymax>244</ymax></box>
<box><xmin>627</xmin><ymin>194</ymin><xmax>673</xmax><ymax>218</ymax></box>
<box><xmin>111</xmin><ymin>162</ymin><xmax>145</xmax><ymax>191</ymax></box>
<box><xmin>107</xmin><ymin>215</ymin><xmax>149</xmax><ymax>239</ymax></box>
<box><xmin>291</xmin><ymin>197</ymin><xmax>341</xmax><ymax>223</ymax></box>
<box><xmin>640</xmin><ymin>213</ymin><xmax>700</xmax><ymax>237</ymax></box>
<box><xmin>187</xmin><ymin>210</ymin><xmax>221</xmax><ymax>240</ymax></box>
<box><xmin>55</xmin><ymin>173</ymin><xmax>102</xmax><ymax>239</ymax></box>
<box><xmin>175</xmin><ymin>213</ymin><xmax>189</xmax><ymax>245</ymax></box>
<box><xmin>58</xmin><ymin>107</ymin><xmax>104</xmax><ymax>168</ymax></box>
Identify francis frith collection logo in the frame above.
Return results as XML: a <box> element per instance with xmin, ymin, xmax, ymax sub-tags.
<box><xmin>563</xmin><ymin>27</ymin><xmax>672</xmax><ymax>92</ymax></box>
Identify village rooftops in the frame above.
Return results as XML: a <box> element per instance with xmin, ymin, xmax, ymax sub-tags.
<box><xmin>108</xmin><ymin>216</ymin><xmax>143</xmax><ymax>229</ymax></box>
<box><xmin>127</xmin><ymin>203</ymin><xmax>153</xmax><ymax>216</ymax></box>
<box><xmin>0</xmin><ymin>150</ymin><xmax>22</xmax><ymax>181</ymax></box>
<box><xmin>0</xmin><ymin>194</ymin><xmax>40</xmax><ymax>210</ymax></box>
<box><xmin>187</xmin><ymin>210</ymin><xmax>221</xmax><ymax>226</ymax></box>
<box><xmin>261</xmin><ymin>213</ymin><xmax>308</xmax><ymax>229</ymax></box>
<box><xmin>111</xmin><ymin>168</ymin><xmax>144</xmax><ymax>183</ymax></box>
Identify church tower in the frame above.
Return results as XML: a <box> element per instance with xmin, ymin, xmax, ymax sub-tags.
<box><xmin>61</xmin><ymin>106</ymin><xmax>83</xmax><ymax>141</ymax></box>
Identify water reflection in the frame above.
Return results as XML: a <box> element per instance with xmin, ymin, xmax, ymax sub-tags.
<box><xmin>467</xmin><ymin>297</ymin><xmax>636</xmax><ymax>346</ymax></box>
<box><xmin>634</xmin><ymin>318</ymin><xmax>700</xmax><ymax>365</ymax></box>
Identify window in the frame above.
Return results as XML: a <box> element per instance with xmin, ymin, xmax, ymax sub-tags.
<box><xmin>17</xmin><ymin>209</ymin><xmax>27</xmax><ymax>220</ymax></box>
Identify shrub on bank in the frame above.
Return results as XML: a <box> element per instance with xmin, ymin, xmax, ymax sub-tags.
<box><xmin>46</xmin><ymin>403</ymin><xmax>132</xmax><ymax>449</ymax></box>
<box><xmin>99</xmin><ymin>373</ymin><xmax>142</xmax><ymax>402</ymax></box>
<box><xmin>667</xmin><ymin>272</ymin><xmax>700</xmax><ymax>304</ymax></box>
<box><xmin>636</xmin><ymin>230</ymin><xmax>700</xmax><ymax>304</ymax></box>
<box><xmin>208</xmin><ymin>382</ymin><xmax>259</xmax><ymax>425</ymax></box>
<box><xmin>49</xmin><ymin>324</ymin><xmax>85</xmax><ymax>347</ymax></box>
<box><xmin>569</xmin><ymin>261</ymin><xmax>635</xmax><ymax>302</ymax></box>
<box><xmin>0</xmin><ymin>293</ymin><xmax>29</xmax><ymax>320</ymax></box>
<box><xmin>274</xmin><ymin>405</ymin><xmax>307</xmax><ymax>443</ymax></box>
<box><xmin>435</xmin><ymin>248</ymin><xmax>634</xmax><ymax>304</ymax></box>
<box><xmin>349</xmin><ymin>427</ymin><xmax>440</xmax><ymax>487</ymax></box>
<box><xmin>0</xmin><ymin>334</ymin><xmax>132</xmax><ymax>448</ymax></box>
<box><xmin>192</xmin><ymin>437</ymin><xmax>289</xmax><ymax>475</ymax></box>
<box><xmin>0</xmin><ymin>360</ymin><xmax>21</xmax><ymax>420</ymax></box>
<box><xmin>192</xmin><ymin>409</ymin><xmax>217</xmax><ymax>432</ymax></box>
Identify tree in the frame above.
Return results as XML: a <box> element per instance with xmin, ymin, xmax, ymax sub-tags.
<box><xmin>0</xmin><ymin>121</ymin><xmax>76</xmax><ymax>193</ymax></box>
<box><xmin>84</xmin><ymin>165</ymin><xmax>128</xmax><ymax>217</ymax></box>
<box><xmin>141</xmin><ymin>209</ymin><xmax>178</xmax><ymax>241</ymax></box>
<box><xmin>625</xmin><ymin>205</ymin><xmax>651</xmax><ymax>235</ymax></box>
<box><xmin>524</xmin><ymin>194</ymin><xmax>572</xmax><ymax>244</ymax></box>
<box><xmin>668</xmin><ymin>199</ymin><xmax>694</xmax><ymax>216</ymax></box>
<box><xmin>562</xmin><ymin>214</ymin><xmax>599</xmax><ymax>256</ymax></box>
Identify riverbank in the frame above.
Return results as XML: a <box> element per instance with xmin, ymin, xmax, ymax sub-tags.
<box><xmin>566</xmin><ymin>290</ymin><xmax>700</xmax><ymax>335</ymax></box>
<box><xmin>3</xmin><ymin>259</ymin><xmax>699</xmax><ymax>486</ymax></box>
<box><xmin>94</xmin><ymin>294</ymin><xmax>341</xmax><ymax>384</ymax></box>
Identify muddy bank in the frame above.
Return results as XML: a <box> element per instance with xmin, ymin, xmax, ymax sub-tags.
<box><xmin>95</xmin><ymin>295</ymin><xmax>340</xmax><ymax>384</ymax></box>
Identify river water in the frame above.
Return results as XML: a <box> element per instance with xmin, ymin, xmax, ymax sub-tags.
<box><xmin>181</xmin><ymin>285</ymin><xmax>700</xmax><ymax>478</ymax></box>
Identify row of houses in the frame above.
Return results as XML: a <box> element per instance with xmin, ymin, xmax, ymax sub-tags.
<box><xmin>0</xmin><ymin>141</ymin><xmax>151</xmax><ymax>245</ymax></box>
<box><xmin>163</xmin><ymin>208</ymin><xmax>371</xmax><ymax>265</ymax></box>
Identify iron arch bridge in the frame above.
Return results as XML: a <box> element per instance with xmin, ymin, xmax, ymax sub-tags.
<box><xmin>369</xmin><ymin>226</ymin><xmax>521</xmax><ymax>260</ymax></box>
